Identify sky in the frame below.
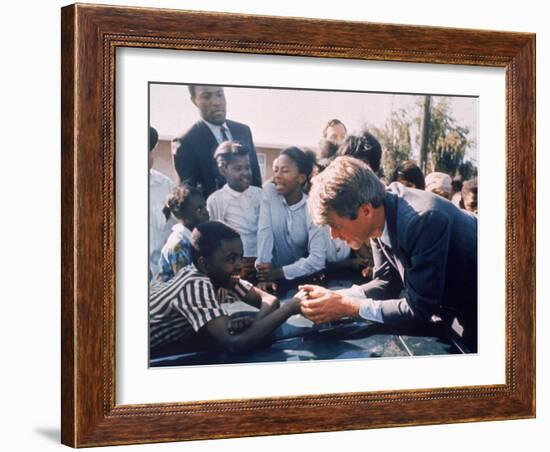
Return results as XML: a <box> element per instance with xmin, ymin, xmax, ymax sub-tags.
<box><xmin>150</xmin><ymin>83</ymin><xmax>478</xmax><ymax>161</ymax></box>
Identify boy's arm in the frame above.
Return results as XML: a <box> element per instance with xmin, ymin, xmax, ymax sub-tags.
<box><xmin>203</xmin><ymin>298</ymin><xmax>301</xmax><ymax>354</ymax></box>
<box><xmin>241</xmin><ymin>285</ymin><xmax>280</xmax><ymax>320</ymax></box>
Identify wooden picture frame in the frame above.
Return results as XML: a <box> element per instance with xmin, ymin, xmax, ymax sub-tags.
<box><xmin>61</xmin><ymin>3</ymin><xmax>535</xmax><ymax>447</ymax></box>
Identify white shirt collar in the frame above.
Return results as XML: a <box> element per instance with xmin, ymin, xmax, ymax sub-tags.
<box><xmin>203</xmin><ymin>119</ymin><xmax>226</xmax><ymax>129</ymax></box>
<box><xmin>282</xmin><ymin>192</ymin><xmax>307</xmax><ymax>211</ymax></box>
<box><xmin>172</xmin><ymin>223</ymin><xmax>193</xmax><ymax>240</ymax></box>
<box><xmin>202</xmin><ymin>119</ymin><xmax>231</xmax><ymax>143</ymax></box>
<box><xmin>223</xmin><ymin>183</ymin><xmax>248</xmax><ymax>198</ymax></box>
<box><xmin>379</xmin><ymin>220</ymin><xmax>391</xmax><ymax>247</ymax></box>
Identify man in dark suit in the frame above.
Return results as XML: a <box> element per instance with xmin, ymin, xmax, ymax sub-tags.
<box><xmin>300</xmin><ymin>157</ymin><xmax>478</xmax><ymax>351</ymax></box>
<box><xmin>174</xmin><ymin>85</ymin><xmax>262</xmax><ymax>198</ymax></box>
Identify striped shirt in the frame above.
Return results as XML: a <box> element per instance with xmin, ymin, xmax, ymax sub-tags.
<box><xmin>149</xmin><ymin>264</ymin><xmax>253</xmax><ymax>348</ymax></box>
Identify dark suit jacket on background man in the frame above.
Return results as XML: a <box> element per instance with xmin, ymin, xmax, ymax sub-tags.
<box><xmin>174</xmin><ymin>119</ymin><xmax>262</xmax><ymax>198</ymax></box>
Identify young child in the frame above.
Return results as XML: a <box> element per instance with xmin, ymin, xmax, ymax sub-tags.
<box><xmin>156</xmin><ymin>185</ymin><xmax>209</xmax><ymax>282</ymax></box>
<box><xmin>256</xmin><ymin>147</ymin><xmax>326</xmax><ymax>293</ymax></box>
<box><xmin>207</xmin><ymin>141</ymin><xmax>262</xmax><ymax>281</ymax></box>
<box><xmin>149</xmin><ymin>221</ymin><xmax>302</xmax><ymax>356</ymax></box>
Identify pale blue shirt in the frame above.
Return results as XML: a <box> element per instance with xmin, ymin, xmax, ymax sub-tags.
<box><xmin>256</xmin><ymin>182</ymin><xmax>326</xmax><ymax>280</ymax></box>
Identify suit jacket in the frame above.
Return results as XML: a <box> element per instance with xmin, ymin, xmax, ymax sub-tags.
<box><xmin>174</xmin><ymin>119</ymin><xmax>262</xmax><ymax>198</ymax></box>
<box><xmin>361</xmin><ymin>182</ymin><xmax>478</xmax><ymax>346</ymax></box>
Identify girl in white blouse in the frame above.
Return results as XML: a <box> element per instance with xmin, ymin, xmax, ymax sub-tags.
<box><xmin>207</xmin><ymin>141</ymin><xmax>262</xmax><ymax>281</ymax></box>
<box><xmin>256</xmin><ymin>147</ymin><xmax>326</xmax><ymax>293</ymax></box>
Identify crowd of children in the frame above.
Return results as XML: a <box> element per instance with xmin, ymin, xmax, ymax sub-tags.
<box><xmin>148</xmin><ymin>120</ymin><xmax>478</xmax><ymax>357</ymax></box>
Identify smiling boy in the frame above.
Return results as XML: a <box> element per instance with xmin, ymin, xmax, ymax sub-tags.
<box><xmin>206</xmin><ymin>142</ymin><xmax>262</xmax><ymax>280</ymax></box>
<box><xmin>149</xmin><ymin>221</ymin><xmax>302</xmax><ymax>356</ymax></box>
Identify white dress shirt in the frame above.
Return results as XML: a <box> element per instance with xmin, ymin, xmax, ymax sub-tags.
<box><xmin>203</xmin><ymin>120</ymin><xmax>234</xmax><ymax>144</ymax></box>
<box><xmin>207</xmin><ymin>184</ymin><xmax>262</xmax><ymax>257</ymax></box>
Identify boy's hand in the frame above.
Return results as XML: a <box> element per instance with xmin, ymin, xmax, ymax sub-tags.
<box><xmin>286</xmin><ymin>297</ymin><xmax>304</xmax><ymax>316</ymax></box>
<box><xmin>228</xmin><ymin>316</ymin><xmax>255</xmax><ymax>335</ymax></box>
<box><xmin>283</xmin><ymin>289</ymin><xmax>311</xmax><ymax>316</ymax></box>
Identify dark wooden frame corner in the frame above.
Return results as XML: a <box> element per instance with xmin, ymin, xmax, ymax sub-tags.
<box><xmin>61</xmin><ymin>3</ymin><xmax>536</xmax><ymax>447</ymax></box>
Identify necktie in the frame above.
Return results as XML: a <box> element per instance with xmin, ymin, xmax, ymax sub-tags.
<box><xmin>220</xmin><ymin>125</ymin><xmax>229</xmax><ymax>142</ymax></box>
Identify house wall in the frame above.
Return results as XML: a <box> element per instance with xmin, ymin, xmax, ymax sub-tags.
<box><xmin>153</xmin><ymin>140</ymin><xmax>284</xmax><ymax>185</ymax></box>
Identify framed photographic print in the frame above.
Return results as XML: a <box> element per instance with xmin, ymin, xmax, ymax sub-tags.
<box><xmin>61</xmin><ymin>3</ymin><xmax>535</xmax><ymax>447</ymax></box>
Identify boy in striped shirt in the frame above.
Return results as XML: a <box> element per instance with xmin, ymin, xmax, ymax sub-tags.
<box><xmin>149</xmin><ymin>221</ymin><xmax>302</xmax><ymax>357</ymax></box>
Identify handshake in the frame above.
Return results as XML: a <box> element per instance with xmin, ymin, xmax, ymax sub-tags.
<box><xmin>286</xmin><ymin>285</ymin><xmax>361</xmax><ymax>324</ymax></box>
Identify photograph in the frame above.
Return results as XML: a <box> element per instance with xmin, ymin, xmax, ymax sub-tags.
<box><xmin>57</xmin><ymin>2</ymin><xmax>536</xmax><ymax>446</ymax></box>
<box><xmin>148</xmin><ymin>83</ymin><xmax>479</xmax><ymax>367</ymax></box>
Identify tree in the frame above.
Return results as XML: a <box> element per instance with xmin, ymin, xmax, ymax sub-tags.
<box><xmin>368</xmin><ymin>107</ymin><xmax>413</xmax><ymax>181</ymax></box>
<box><xmin>457</xmin><ymin>160</ymin><xmax>478</xmax><ymax>181</ymax></box>
<box><xmin>424</xmin><ymin>97</ymin><xmax>473</xmax><ymax>177</ymax></box>
<box><xmin>368</xmin><ymin>96</ymin><xmax>476</xmax><ymax>183</ymax></box>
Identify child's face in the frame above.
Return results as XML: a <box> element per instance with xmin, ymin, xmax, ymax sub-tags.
<box><xmin>204</xmin><ymin>237</ymin><xmax>243</xmax><ymax>289</ymax></box>
<box><xmin>183</xmin><ymin>194</ymin><xmax>209</xmax><ymax>228</ymax></box>
<box><xmin>221</xmin><ymin>155</ymin><xmax>252</xmax><ymax>192</ymax></box>
<box><xmin>272</xmin><ymin>155</ymin><xmax>305</xmax><ymax>197</ymax></box>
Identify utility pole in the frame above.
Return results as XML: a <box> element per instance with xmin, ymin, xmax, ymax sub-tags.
<box><xmin>418</xmin><ymin>95</ymin><xmax>431</xmax><ymax>174</ymax></box>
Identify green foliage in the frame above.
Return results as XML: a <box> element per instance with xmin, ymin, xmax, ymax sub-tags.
<box><xmin>458</xmin><ymin>160</ymin><xmax>478</xmax><ymax>181</ymax></box>
<box><xmin>368</xmin><ymin>107</ymin><xmax>413</xmax><ymax>181</ymax></box>
<box><xmin>368</xmin><ymin>97</ymin><xmax>475</xmax><ymax>182</ymax></box>
<box><xmin>425</xmin><ymin>97</ymin><xmax>473</xmax><ymax>177</ymax></box>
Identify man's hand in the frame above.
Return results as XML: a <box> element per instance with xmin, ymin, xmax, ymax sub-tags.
<box><xmin>227</xmin><ymin>316</ymin><xmax>255</xmax><ymax>335</ymax></box>
<box><xmin>298</xmin><ymin>284</ymin><xmax>360</xmax><ymax>324</ymax></box>
<box><xmin>256</xmin><ymin>263</ymin><xmax>284</xmax><ymax>282</ymax></box>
